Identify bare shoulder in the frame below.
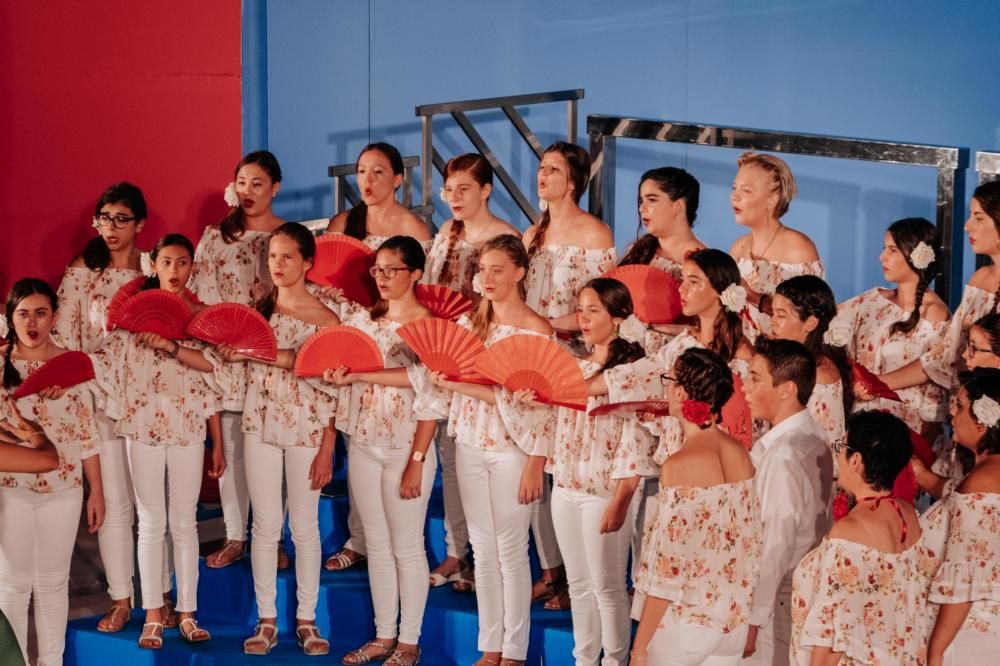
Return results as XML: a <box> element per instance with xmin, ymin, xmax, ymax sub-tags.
<box><xmin>491</xmin><ymin>218</ymin><xmax>521</xmax><ymax>238</ymax></box>
<box><xmin>575</xmin><ymin>213</ymin><xmax>614</xmax><ymax>249</ymax></box>
<box><xmin>815</xmin><ymin>356</ymin><xmax>841</xmax><ymax>384</ymax></box>
<box><xmin>397</xmin><ymin>209</ymin><xmax>432</xmax><ymax>240</ymax></box>
<box><xmin>326</xmin><ymin>211</ymin><xmax>348</xmax><ymax>234</ymax></box>
<box><xmin>521</xmin><ymin>224</ymin><xmax>539</xmax><ymax>247</ymax></box>
<box><xmin>68</xmin><ymin>255</ymin><xmax>87</xmax><ymax>268</ymax></box>
<box><xmin>968</xmin><ymin>265</ymin><xmax>998</xmax><ymax>291</ymax></box>
<box><xmin>959</xmin><ymin>463</ymin><xmax>1000</xmax><ymax>494</ymax></box>
<box><xmin>828</xmin><ymin>510</ymin><xmax>865</xmax><ymax>541</ymax></box>
<box><xmin>776</xmin><ymin>227</ymin><xmax>820</xmax><ymax>262</ymax></box>
<box><xmin>521</xmin><ymin>308</ymin><xmax>554</xmax><ymax>337</ymax></box>
<box><xmin>920</xmin><ymin>291</ymin><xmax>950</xmax><ymax>323</ymax></box>
<box><xmin>436</xmin><ymin>219</ymin><xmax>455</xmax><ymax>238</ymax></box>
<box><xmin>719</xmin><ymin>434</ymin><xmax>756</xmax><ymax>481</ymax></box>
<box><xmin>729</xmin><ymin>234</ymin><xmax>751</xmax><ymax>259</ymax></box>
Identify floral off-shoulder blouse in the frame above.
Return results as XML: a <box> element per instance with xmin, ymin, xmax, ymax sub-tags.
<box><xmin>54</xmin><ymin>265</ymin><xmax>141</xmax><ymax>353</ymax></box>
<box><xmin>525</xmin><ymin>244</ymin><xmax>617</xmax><ymax>319</ymax></box>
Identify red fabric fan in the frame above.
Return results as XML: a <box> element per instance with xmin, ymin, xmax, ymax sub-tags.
<box><xmin>588</xmin><ymin>399</ymin><xmax>671</xmax><ymax>418</ymax></box>
<box><xmin>110</xmin><ymin>290</ymin><xmax>192</xmax><ymax>340</ymax></box>
<box><xmin>908</xmin><ymin>428</ymin><xmax>936</xmax><ymax>468</ymax></box>
<box><xmin>415</xmin><ymin>284</ymin><xmax>474</xmax><ymax>322</ymax></box>
<box><xmin>722</xmin><ymin>373</ymin><xmax>753</xmax><ymax>450</ymax></box>
<box><xmin>106</xmin><ymin>277</ymin><xmax>146</xmax><ymax>331</ymax></box>
<box><xmin>396</xmin><ymin>318</ymin><xmax>493</xmax><ymax>384</ymax></box>
<box><xmin>294</xmin><ymin>325</ymin><xmax>384</xmax><ymax>377</ymax></box>
<box><xmin>307</xmin><ymin>234</ymin><xmax>378</xmax><ymax>306</ymax></box>
<box><xmin>12</xmin><ymin>351</ymin><xmax>95</xmax><ymax>400</ymax></box>
<box><xmin>473</xmin><ymin>335</ymin><xmax>588</xmax><ymax>410</ymax></box>
<box><xmin>185</xmin><ymin>303</ymin><xmax>278</xmax><ymax>362</ymax></box>
<box><xmin>850</xmin><ymin>359</ymin><xmax>901</xmax><ymax>402</ymax></box>
<box><xmin>602</xmin><ymin>264</ymin><xmax>683</xmax><ymax>325</ymax></box>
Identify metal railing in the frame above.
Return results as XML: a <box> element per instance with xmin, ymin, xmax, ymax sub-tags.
<box><xmin>976</xmin><ymin>151</ymin><xmax>1000</xmax><ymax>184</ymax></box>
<box><xmin>416</xmin><ymin>89</ymin><xmax>584</xmax><ymax>225</ymax></box>
<box><xmin>587</xmin><ymin>115</ymin><xmax>969</xmax><ymax>306</ymax></box>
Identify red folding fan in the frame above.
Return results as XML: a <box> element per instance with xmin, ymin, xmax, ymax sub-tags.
<box><xmin>306</xmin><ymin>234</ymin><xmax>378</xmax><ymax>307</ymax></box>
<box><xmin>602</xmin><ymin>265</ymin><xmax>683</xmax><ymax>325</ymax></box>
<box><xmin>396</xmin><ymin>318</ymin><xmax>493</xmax><ymax>384</ymax></box>
<box><xmin>12</xmin><ymin>351</ymin><xmax>95</xmax><ymax>400</ymax></box>
<box><xmin>850</xmin><ymin>359</ymin><xmax>901</xmax><ymax>402</ymax></box>
<box><xmin>589</xmin><ymin>399</ymin><xmax>671</xmax><ymax>418</ymax></box>
<box><xmin>892</xmin><ymin>424</ymin><xmax>938</xmax><ymax>503</ymax></box>
<box><xmin>106</xmin><ymin>277</ymin><xmax>146</xmax><ymax>331</ymax></box>
<box><xmin>109</xmin><ymin>290</ymin><xmax>192</xmax><ymax>340</ymax></box>
<box><xmin>415</xmin><ymin>284</ymin><xmax>474</xmax><ymax>321</ymax></box>
<box><xmin>722</xmin><ymin>373</ymin><xmax>753</xmax><ymax>450</ymax></box>
<box><xmin>294</xmin><ymin>325</ymin><xmax>384</xmax><ymax>377</ymax></box>
<box><xmin>185</xmin><ymin>303</ymin><xmax>278</xmax><ymax>362</ymax></box>
<box><xmin>473</xmin><ymin>335</ymin><xmax>588</xmax><ymax>410</ymax></box>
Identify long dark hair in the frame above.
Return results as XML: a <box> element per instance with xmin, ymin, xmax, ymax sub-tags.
<box><xmin>581</xmin><ymin>278</ymin><xmax>645</xmax><ymax>370</ymax></box>
<box><xmin>82</xmin><ymin>182</ymin><xmax>147</xmax><ymax>272</ymax></box>
<box><xmin>527</xmin><ymin>142</ymin><xmax>590</xmax><ymax>260</ymax></box>
<box><xmin>344</xmin><ymin>143</ymin><xmax>405</xmax><ymax>241</ymax></box>
<box><xmin>255</xmin><ymin>223</ymin><xmax>316</xmax><ymax>320</ymax></box>
<box><xmin>619</xmin><ymin>167</ymin><xmax>700</xmax><ymax>266</ymax></box>
<box><xmin>470</xmin><ymin>235</ymin><xmax>529</xmax><ymax>342</ymax></box>
<box><xmin>3</xmin><ymin>279</ymin><xmax>59</xmax><ymax>389</ymax></box>
<box><xmin>886</xmin><ymin>218</ymin><xmax>939</xmax><ymax>336</ymax></box>
<box><xmin>369</xmin><ymin>236</ymin><xmax>426</xmax><ymax>320</ymax></box>
<box><xmin>686</xmin><ymin>249</ymin><xmax>744</xmax><ymax>362</ymax></box>
<box><xmin>140</xmin><ymin>234</ymin><xmax>196</xmax><ymax>291</ymax></box>
<box><xmin>961</xmin><ymin>367</ymin><xmax>1000</xmax><ymax>456</ymax></box>
<box><xmin>438</xmin><ymin>154</ymin><xmax>493</xmax><ymax>287</ymax></box>
<box><xmin>774</xmin><ymin>275</ymin><xmax>855</xmax><ymax>414</ymax></box>
<box><xmin>972</xmin><ymin>180</ymin><xmax>1000</xmax><ymax>305</ymax></box>
<box><xmin>219</xmin><ymin>151</ymin><xmax>283</xmax><ymax>243</ymax></box>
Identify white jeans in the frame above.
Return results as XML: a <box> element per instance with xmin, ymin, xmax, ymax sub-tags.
<box><xmin>218</xmin><ymin>411</ymin><xmax>250</xmax><ymax>542</ymax></box>
<box><xmin>0</xmin><ymin>486</ymin><xmax>82</xmax><ymax>666</ymax></box>
<box><xmin>95</xmin><ymin>426</ymin><xmax>136</xmax><ymax>601</ymax></box>
<box><xmin>530</xmin><ymin>473</ymin><xmax>563</xmax><ymax>570</ymax></box>
<box><xmin>551</xmin><ymin>486</ymin><xmax>634</xmax><ymax>666</ymax></box>
<box><xmin>436</xmin><ymin>428</ymin><xmax>469</xmax><ymax>560</ymax></box>
<box><xmin>127</xmin><ymin>439</ymin><xmax>204</xmax><ymax>612</ymax></box>
<box><xmin>456</xmin><ymin>443</ymin><xmax>533</xmax><ymax>660</ymax></box>
<box><xmin>649</xmin><ymin>622</ymin><xmax>749</xmax><ymax>666</ymax></box>
<box><xmin>244</xmin><ymin>434</ymin><xmax>322</xmax><ymax>620</ymax></box>
<box><xmin>742</xmin><ymin>593</ymin><xmax>791</xmax><ymax>666</ymax></box>
<box><xmin>942</xmin><ymin>626</ymin><xmax>999</xmax><ymax>665</ymax></box>
<box><xmin>349</xmin><ymin>443</ymin><xmax>436</xmax><ymax>643</ymax></box>
<box><xmin>341</xmin><ymin>435</ymin><xmax>367</xmax><ymax>556</ymax></box>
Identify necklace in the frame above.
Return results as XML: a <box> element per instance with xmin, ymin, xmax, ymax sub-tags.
<box><xmin>465</xmin><ymin>217</ymin><xmax>496</xmax><ymax>248</ymax></box>
<box><xmin>750</xmin><ymin>223</ymin><xmax>783</xmax><ymax>261</ymax></box>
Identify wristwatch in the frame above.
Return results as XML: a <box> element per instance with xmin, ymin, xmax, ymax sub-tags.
<box><xmin>411</xmin><ymin>450</ymin><xmax>425</xmax><ymax>463</ymax></box>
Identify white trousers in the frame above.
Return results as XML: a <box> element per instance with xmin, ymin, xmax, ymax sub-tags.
<box><xmin>741</xmin><ymin>593</ymin><xmax>791</xmax><ymax>666</ymax></box>
<box><xmin>95</xmin><ymin>430</ymin><xmax>136</xmax><ymax>601</ymax></box>
<box><xmin>436</xmin><ymin>428</ymin><xmax>469</xmax><ymax>560</ymax></box>
<box><xmin>349</xmin><ymin>443</ymin><xmax>436</xmax><ymax>644</ymax></box>
<box><xmin>649</xmin><ymin>622</ymin><xmax>749</xmax><ymax>666</ymax></box>
<box><xmin>245</xmin><ymin>434</ymin><xmax>321</xmax><ymax>620</ymax></box>
<box><xmin>551</xmin><ymin>486</ymin><xmax>634</xmax><ymax>666</ymax></box>
<box><xmin>341</xmin><ymin>435</ymin><xmax>367</xmax><ymax>556</ymax></box>
<box><xmin>127</xmin><ymin>439</ymin><xmax>203</xmax><ymax>612</ymax></box>
<box><xmin>631</xmin><ymin>477</ymin><xmax>659</xmax><ymax>582</ymax></box>
<box><xmin>942</xmin><ymin>626</ymin><xmax>999</xmax><ymax>665</ymax></box>
<box><xmin>0</xmin><ymin>486</ymin><xmax>82</xmax><ymax>666</ymax></box>
<box><xmin>456</xmin><ymin>443</ymin><xmax>533</xmax><ymax>660</ymax></box>
<box><xmin>529</xmin><ymin>473</ymin><xmax>563</xmax><ymax>570</ymax></box>
<box><xmin>218</xmin><ymin>411</ymin><xmax>250</xmax><ymax>541</ymax></box>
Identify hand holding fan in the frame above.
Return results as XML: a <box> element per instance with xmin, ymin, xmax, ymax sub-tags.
<box><xmin>185</xmin><ymin>303</ymin><xmax>278</xmax><ymax>362</ymax></box>
<box><xmin>473</xmin><ymin>335</ymin><xmax>588</xmax><ymax>410</ymax></box>
<box><xmin>850</xmin><ymin>359</ymin><xmax>901</xmax><ymax>402</ymax></box>
<box><xmin>602</xmin><ymin>264</ymin><xmax>683</xmax><ymax>325</ymax></box>
<box><xmin>396</xmin><ymin>318</ymin><xmax>493</xmax><ymax>384</ymax></box>
<box><xmin>109</xmin><ymin>290</ymin><xmax>192</xmax><ymax>340</ymax></box>
<box><xmin>12</xmin><ymin>351</ymin><xmax>95</xmax><ymax>400</ymax></box>
<box><xmin>294</xmin><ymin>325</ymin><xmax>384</xmax><ymax>377</ymax></box>
<box><xmin>721</xmin><ymin>373</ymin><xmax>753</xmax><ymax>450</ymax></box>
<box><xmin>306</xmin><ymin>235</ymin><xmax>378</xmax><ymax>306</ymax></box>
<box><xmin>414</xmin><ymin>284</ymin><xmax>474</xmax><ymax>321</ymax></box>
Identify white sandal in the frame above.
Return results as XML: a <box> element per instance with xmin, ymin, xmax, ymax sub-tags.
<box><xmin>137</xmin><ymin>622</ymin><xmax>163</xmax><ymax>650</ymax></box>
<box><xmin>244</xmin><ymin>622</ymin><xmax>278</xmax><ymax>656</ymax></box>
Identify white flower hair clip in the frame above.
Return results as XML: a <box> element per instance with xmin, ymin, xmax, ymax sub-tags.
<box><xmin>538</xmin><ymin>198</ymin><xmax>549</xmax><ymax>213</ymax></box>
<box><xmin>618</xmin><ymin>314</ymin><xmax>647</xmax><ymax>348</ymax></box>
<box><xmin>909</xmin><ymin>241</ymin><xmax>935</xmax><ymax>271</ymax></box>
<box><xmin>223</xmin><ymin>182</ymin><xmax>240</xmax><ymax>208</ymax></box>
<box><xmin>439</xmin><ymin>187</ymin><xmax>449</xmax><ymax>203</ymax></box>
<box><xmin>719</xmin><ymin>284</ymin><xmax>747</xmax><ymax>314</ymax></box>
<box><xmin>822</xmin><ymin>319</ymin><xmax>852</xmax><ymax>348</ymax></box>
<box><xmin>972</xmin><ymin>395</ymin><xmax>1000</xmax><ymax>429</ymax></box>
<box><xmin>0</xmin><ymin>314</ymin><xmax>8</xmax><ymax>340</ymax></box>
<box><xmin>139</xmin><ymin>252</ymin><xmax>155</xmax><ymax>278</ymax></box>
<box><xmin>471</xmin><ymin>272</ymin><xmax>484</xmax><ymax>296</ymax></box>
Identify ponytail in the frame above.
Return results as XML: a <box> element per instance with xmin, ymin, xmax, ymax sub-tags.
<box><xmin>344</xmin><ymin>203</ymin><xmax>368</xmax><ymax>241</ymax></box>
<box><xmin>2</xmin><ymin>328</ymin><xmax>18</xmax><ymax>390</ymax></box>
<box><xmin>526</xmin><ymin>209</ymin><xmax>551</xmax><ymax>260</ymax></box>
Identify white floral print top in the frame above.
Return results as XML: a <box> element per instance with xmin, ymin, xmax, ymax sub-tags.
<box><xmin>190</xmin><ymin>226</ymin><xmax>273</xmax><ymax>307</ymax></box>
<box><xmin>421</xmin><ymin>233</ymin><xmax>479</xmax><ymax>299</ymax></box>
<box><xmin>739</xmin><ymin>257</ymin><xmax>824</xmax><ymax>338</ymax></box>
<box><xmin>525</xmin><ymin>245</ymin><xmax>617</xmax><ymax>318</ymax></box>
<box><xmin>632</xmin><ymin>477</ymin><xmax>763</xmax><ymax>634</ymax></box>
<box><xmin>921</xmin><ymin>284</ymin><xmax>997</xmax><ymax>389</ymax></box>
<box><xmin>54</xmin><ymin>266</ymin><xmax>141</xmax><ymax>353</ymax></box>
<box><xmin>362</xmin><ymin>233</ymin><xmax>433</xmax><ymax>256</ymax></box>
<box><xmin>808</xmin><ymin>380</ymin><xmax>846</xmax><ymax>449</ymax></box>
<box><xmin>1</xmin><ymin>357</ymin><xmax>99</xmax><ymax>493</ymax></box>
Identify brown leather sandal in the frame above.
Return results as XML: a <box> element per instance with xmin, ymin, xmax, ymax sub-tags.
<box><xmin>386</xmin><ymin>646</ymin><xmax>421</xmax><ymax>665</ymax></box>
<box><xmin>206</xmin><ymin>539</ymin><xmax>246</xmax><ymax>568</ymax></box>
<box><xmin>96</xmin><ymin>598</ymin><xmax>131</xmax><ymax>632</ymax></box>
<box><xmin>341</xmin><ymin>638</ymin><xmax>397</xmax><ymax>664</ymax></box>
<box><xmin>543</xmin><ymin>586</ymin><xmax>571</xmax><ymax>610</ymax></box>
<box><xmin>277</xmin><ymin>542</ymin><xmax>291</xmax><ymax>570</ymax></box>
<box><xmin>325</xmin><ymin>548</ymin><xmax>367</xmax><ymax>572</ymax></box>
<box><xmin>160</xmin><ymin>598</ymin><xmax>179</xmax><ymax>628</ymax></box>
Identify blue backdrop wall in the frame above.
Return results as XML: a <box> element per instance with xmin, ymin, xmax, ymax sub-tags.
<box><xmin>243</xmin><ymin>0</ymin><xmax>1000</xmax><ymax>304</ymax></box>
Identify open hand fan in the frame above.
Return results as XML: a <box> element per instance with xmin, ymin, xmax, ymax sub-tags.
<box><xmin>589</xmin><ymin>399</ymin><xmax>671</xmax><ymax>418</ymax></box>
<box><xmin>106</xmin><ymin>277</ymin><xmax>146</xmax><ymax>331</ymax></box>
<box><xmin>602</xmin><ymin>265</ymin><xmax>683</xmax><ymax>325</ymax></box>
<box><xmin>850</xmin><ymin>359</ymin><xmax>901</xmax><ymax>402</ymax></box>
<box><xmin>893</xmin><ymin>425</ymin><xmax>936</xmax><ymax>503</ymax></box>
<box><xmin>473</xmin><ymin>335</ymin><xmax>588</xmax><ymax>410</ymax></box>
<box><xmin>306</xmin><ymin>235</ymin><xmax>378</xmax><ymax>306</ymax></box>
<box><xmin>110</xmin><ymin>290</ymin><xmax>192</xmax><ymax>340</ymax></box>
<box><xmin>294</xmin><ymin>325</ymin><xmax>384</xmax><ymax>377</ymax></box>
<box><xmin>908</xmin><ymin>428</ymin><xmax>935</xmax><ymax>468</ymax></box>
<box><xmin>185</xmin><ymin>303</ymin><xmax>278</xmax><ymax>362</ymax></box>
<box><xmin>12</xmin><ymin>351</ymin><xmax>95</xmax><ymax>400</ymax></box>
<box><xmin>415</xmin><ymin>284</ymin><xmax>474</xmax><ymax>321</ymax></box>
<box><xmin>721</xmin><ymin>373</ymin><xmax>753</xmax><ymax>450</ymax></box>
<box><xmin>396</xmin><ymin>318</ymin><xmax>493</xmax><ymax>384</ymax></box>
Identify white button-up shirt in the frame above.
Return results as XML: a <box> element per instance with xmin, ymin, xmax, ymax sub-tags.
<box><xmin>749</xmin><ymin>408</ymin><xmax>833</xmax><ymax>627</ymax></box>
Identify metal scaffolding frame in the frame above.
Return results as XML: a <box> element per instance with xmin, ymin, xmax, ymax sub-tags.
<box><xmin>976</xmin><ymin>151</ymin><xmax>1000</xmax><ymax>184</ymax></box>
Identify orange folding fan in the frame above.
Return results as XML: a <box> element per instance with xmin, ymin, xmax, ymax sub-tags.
<box><xmin>602</xmin><ymin>264</ymin><xmax>683</xmax><ymax>325</ymax></box>
<box><xmin>415</xmin><ymin>284</ymin><xmax>474</xmax><ymax>321</ymax></box>
<box><xmin>185</xmin><ymin>303</ymin><xmax>278</xmax><ymax>362</ymax></box>
<box><xmin>396</xmin><ymin>318</ymin><xmax>493</xmax><ymax>384</ymax></box>
<box><xmin>294</xmin><ymin>325</ymin><xmax>384</xmax><ymax>377</ymax></box>
<box><xmin>588</xmin><ymin>399</ymin><xmax>671</xmax><ymax>418</ymax></box>
<box><xmin>722</xmin><ymin>373</ymin><xmax>752</xmax><ymax>450</ymax></box>
<box><xmin>306</xmin><ymin>234</ymin><xmax>378</xmax><ymax>306</ymax></box>
<box><xmin>850</xmin><ymin>359</ymin><xmax>901</xmax><ymax>402</ymax></box>
<box><xmin>473</xmin><ymin>335</ymin><xmax>588</xmax><ymax>410</ymax></box>
<box><xmin>109</xmin><ymin>290</ymin><xmax>192</xmax><ymax>340</ymax></box>
<box><xmin>12</xmin><ymin>351</ymin><xmax>95</xmax><ymax>400</ymax></box>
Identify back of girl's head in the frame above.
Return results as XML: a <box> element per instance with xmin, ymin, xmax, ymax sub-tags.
<box><xmin>85</xmin><ymin>182</ymin><xmax>148</xmax><ymax>271</ymax></box>
<box><xmin>444</xmin><ymin>153</ymin><xmax>492</xmax><ymax>187</ymax></box>
<box><xmin>470</xmin><ymin>234</ymin><xmax>529</xmax><ymax>340</ymax></box>
<box><xmin>582</xmin><ymin>277</ymin><xmax>644</xmax><ymax>369</ymax></box>
<box><xmin>141</xmin><ymin>234</ymin><xmax>195</xmax><ymax>291</ymax></box>
<box><xmin>3</xmin><ymin>278</ymin><xmax>59</xmax><ymax>389</ymax></box>
<box><xmin>845</xmin><ymin>410</ymin><xmax>913</xmax><ymax>492</ymax></box>
<box><xmin>344</xmin><ymin>142</ymin><xmax>406</xmax><ymax>240</ymax></box>
<box><xmin>961</xmin><ymin>367</ymin><xmax>1000</xmax><ymax>456</ymax></box>
<box><xmin>736</xmin><ymin>151</ymin><xmax>797</xmax><ymax>218</ymax></box>
<box><xmin>639</xmin><ymin>167</ymin><xmax>699</xmax><ymax>225</ymax></box>
<box><xmin>973</xmin><ymin>180</ymin><xmax>1000</xmax><ymax>227</ymax></box>
<box><xmin>973</xmin><ymin>313</ymin><xmax>1000</xmax><ymax>355</ymax></box>
<box><xmin>887</xmin><ymin>218</ymin><xmax>939</xmax><ymax>336</ymax></box>
<box><xmin>220</xmin><ymin>151</ymin><xmax>283</xmax><ymax>243</ymax></box>
<box><xmin>673</xmin><ymin>347</ymin><xmax>734</xmax><ymax>421</ymax></box>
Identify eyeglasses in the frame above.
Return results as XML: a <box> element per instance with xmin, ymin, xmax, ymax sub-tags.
<box><xmin>659</xmin><ymin>373</ymin><xmax>677</xmax><ymax>386</ymax></box>
<box><xmin>93</xmin><ymin>213</ymin><xmax>137</xmax><ymax>229</ymax></box>
<box><xmin>832</xmin><ymin>439</ymin><xmax>857</xmax><ymax>455</ymax></box>
<box><xmin>369</xmin><ymin>266</ymin><xmax>412</xmax><ymax>279</ymax></box>
<box><xmin>965</xmin><ymin>343</ymin><xmax>993</xmax><ymax>356</ymax></box>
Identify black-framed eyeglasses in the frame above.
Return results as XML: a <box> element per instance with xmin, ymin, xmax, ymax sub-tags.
<box><xmin>965</xmin><ymin>343</ymin><xmax>992</xmax><ymax>356</ymax></box>
<box><xmin>832</xmin><ymin>439</ymin><xmax>857</xmax><ymax>455</ymax></box>
<box><xmin>93</xmin><ymin>212</ymin><xmax>137</xmax><ymax>229</ymax></box>
<box><xmin>369</xmin><ymin>266</ymin><xmax>412</xmax><ymax>279</ymax></box>
<box><xmin>659</xmin><ymin>373</ymin><xmax>677</xmax><ymax>386</ymax></box>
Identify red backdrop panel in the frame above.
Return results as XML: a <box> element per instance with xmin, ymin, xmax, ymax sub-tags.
<box><xmin>0</xmin><ymin>0</ymin><xmax>241</xmax><ymax>294</ymax></box>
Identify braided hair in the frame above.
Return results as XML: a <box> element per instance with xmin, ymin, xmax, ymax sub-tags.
<box><xmin>527</xmin><ymin>142</ymin><xmax>590</xmax><ymax>260</ymax></box>
<box><xmin>672</xmin><ymin>347</ymin><xmax>735</xmax><ymax>426</ymax></box>
<box><xmin>3</xmin><ymin>279</ymin><xmax>59</xmax><ymax>389</ymax></box>
<box><xmin>886</xmin><ymin>218</ymin><xmax>940</xmax><ymax>336</ymax></box>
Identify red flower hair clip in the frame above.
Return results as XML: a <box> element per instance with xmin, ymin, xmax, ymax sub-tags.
<box><xmin>681</xmin><ymin>400</ymin><xmax>713</xmax><ymax>427</ymax></box>
<box><xmin>832</xmin><ymin>490</ymin><xmax>852</xmax><ymax>521</ymax></box>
